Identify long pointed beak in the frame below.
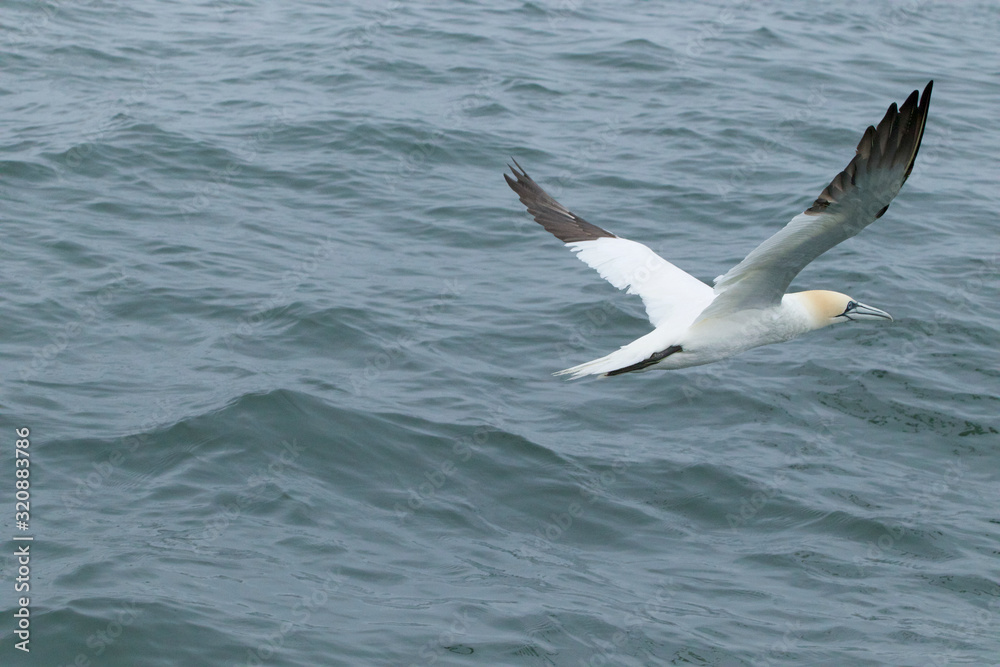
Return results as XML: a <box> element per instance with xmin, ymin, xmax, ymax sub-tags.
<box><xmin>851</xmin><ymin>301</ymin><xmax>893</xmax><ymax>322</ymax></box>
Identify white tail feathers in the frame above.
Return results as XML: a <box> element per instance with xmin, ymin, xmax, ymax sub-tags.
<box><xmin>554</xmin><ymin>329</ymin><xmax>677</xmax><ymax>379</ymax></box>
<box><xmin>553</xmin><ymin>353</ymin><xmax>622</xmax><ymax>379</ymax></box>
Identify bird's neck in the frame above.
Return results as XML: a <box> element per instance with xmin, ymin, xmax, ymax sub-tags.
<box><xmin>782</xmin><ymin>291</ymin><xmax>837</xmax><ymax>331</ymax></box>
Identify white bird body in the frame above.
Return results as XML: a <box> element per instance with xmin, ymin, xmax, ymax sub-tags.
<box><xmin>556</xmin><ymin>291</ymin><xmax>826</xmax><ymax>376</ymax></box>
<box><xmin>506</xmin><ymin>82</ymin><xmax>933</xmax><ymax>378</ymax></box>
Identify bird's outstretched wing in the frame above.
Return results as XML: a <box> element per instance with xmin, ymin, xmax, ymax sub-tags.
<box><xmin>696</xmin><ymin>81</ymin><xmax>933</xmax><ymax>323</ymax></box>
<box><xmin>505</xmin><ymin>160</ymin><xmax>712</xmax><ymax>328</ymax></box>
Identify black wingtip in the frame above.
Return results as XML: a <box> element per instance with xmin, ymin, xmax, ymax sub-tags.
<box><xmin>902</xmin><ymin>80</ymin><xmax>933</xmax><ymax>179</ymax></box>
<box><xmin>918</xmin><ymin>81</ymin><xmax>933</xmax><ymax>126</ymax></box>
<box><xmin>916</xmin><ymin>81</ymin><xmax>933</xmax><ymax>117</ymax></box>
<box><xmin>503</xmin><ymin>159</ymin><xmax>617</xmax><ymax>242</ymax></box>
<box><xmin>504</xmin><ymin>157</ymin><xmax>525</xmax><ymax>187</ymax></box>
<box><xmin>805</xmin><ymin>81</ymin><xmax>933</xmax><ymax>216</ymax></box>
<box><xmin>916</xmin><ymin>81</ymin><xmax>933</xmax><ymax>119</ymax></box>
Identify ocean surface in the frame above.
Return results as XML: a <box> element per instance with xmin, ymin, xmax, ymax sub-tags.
<box><xmin>2</xmin><ymin>1</ymin><xmax>998</xmax><ymax>665</ymax></box>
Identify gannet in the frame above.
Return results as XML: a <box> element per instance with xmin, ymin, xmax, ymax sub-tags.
<box><xmin>506</xmin><ymin>82</ymin><xmax>932</xmax><ymax>378</ymax></box>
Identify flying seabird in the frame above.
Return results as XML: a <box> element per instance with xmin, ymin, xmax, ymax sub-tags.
<box><xmin>505</xmin><ymin>81</ymin><xmax>933</xmax><ymax>378</ymax></box>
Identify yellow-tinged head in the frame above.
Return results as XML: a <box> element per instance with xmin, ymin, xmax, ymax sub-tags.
<box><xmin>797</xmin><ymin>290</ymin><xmax>894</xmax><ymax>329</ymax></box>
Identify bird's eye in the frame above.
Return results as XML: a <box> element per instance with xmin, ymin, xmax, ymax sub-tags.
<box><xmin>845</xmin><ymin>301</ymin><xmax>857</xmax><ymax>312</ymax></box>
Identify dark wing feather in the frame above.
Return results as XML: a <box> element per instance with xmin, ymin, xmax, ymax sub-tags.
<box><xmin>696</xmin><ymin>81</ymin><xmax>932</xmax><ymax>322</ymax></box>
<box><xmin>504</xmin><ymin>160</ymin><xmax>616</xmax><ymax>242</ymax></box>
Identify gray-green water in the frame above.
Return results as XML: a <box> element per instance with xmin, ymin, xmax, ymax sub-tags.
<box><xmin>1</xmin><ymin>1</ymin><xmax>998</xmax><ymax>665</ymax></box>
